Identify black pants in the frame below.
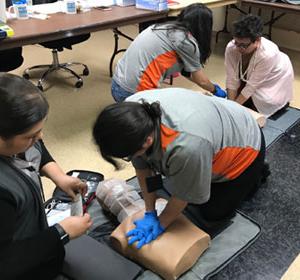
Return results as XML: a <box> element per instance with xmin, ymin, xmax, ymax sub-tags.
<box><xmin>243</xmin><ymin>97</ymin><xmax>258</xmax><ymax>112</ymax></box>
<box><xmin>184</xmin><ymin>130</ymin><xmax>266</xmax><ymax>235</ymax></box>
<box><xmin>239</xmin><ymin>82</ymin><xmax>289</xmax><ymax>118</ymax></box>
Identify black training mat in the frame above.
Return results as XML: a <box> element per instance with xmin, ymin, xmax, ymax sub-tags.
<box><xmin>262</xmin><ymin>107</ymin><xmax>300</xmax><ymax>148</ymax></box>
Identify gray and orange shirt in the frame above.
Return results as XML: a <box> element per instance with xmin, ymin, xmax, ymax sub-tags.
<box><xmin>113</xmin><ymin>24</ymin><xmax>202</xmax><ymax>93</ymax></box>
<box><xmin>127</xmin><ymin>88</ymin><xmax>261</xmax><ymax>204</ymax></box>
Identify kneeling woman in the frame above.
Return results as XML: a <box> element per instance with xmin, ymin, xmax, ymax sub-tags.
<box><xmin>225</xmin><ymin>15</ymin><xmax>294</xmax><ymax>117</ymax></box>
<box><xmin>93</xmin><ymin>88</ymin><xmax>267</xmax><ymax>247</ymax></box>
<box><xmin>111</xmin><ymin>3</ymin><xmax>226</xmax><ymax>102</ymax></box>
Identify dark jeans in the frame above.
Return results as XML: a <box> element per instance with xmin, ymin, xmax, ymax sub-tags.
<box><xmin>184</xmin><ymin>130</ymin><xmax>266</xmax><ymax>236</ymax></box>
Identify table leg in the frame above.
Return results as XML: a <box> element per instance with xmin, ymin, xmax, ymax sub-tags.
<box><xmin>216</xmin><ymin>5</ymin><xmax>247</xmax><ymax>44</ymax></box>
<box><xmin>109</xmin><ymin>28</ymin><xmax>134</xmax><ymax>77</ymax></box>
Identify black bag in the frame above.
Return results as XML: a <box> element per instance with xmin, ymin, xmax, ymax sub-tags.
<box><xmin>51</xmin><ymin>170</ymin><xmax>104</xmax><ymax>210</ymax></box>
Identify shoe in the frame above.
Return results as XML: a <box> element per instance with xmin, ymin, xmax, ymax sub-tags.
<box><xmin>183</xmin><ymin>206</ymin><xmax>234</xmax><ymax>239</ymax></box>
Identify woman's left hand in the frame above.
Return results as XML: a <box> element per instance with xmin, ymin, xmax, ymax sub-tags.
<box><xmin>58</xmin><ymin>175</ymin><xmax>87</xmax><ymax>200</ymax></box>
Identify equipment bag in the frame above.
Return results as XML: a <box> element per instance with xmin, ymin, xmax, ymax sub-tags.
<box><xmin>52</xmin><ymin>169</ymin><xmax>104</xmax><ymax>210</ymax></box>
<box><xmin>44</xmin><ymin>170</ymin><xmax>104</xmax><ymax>218</ymax></box>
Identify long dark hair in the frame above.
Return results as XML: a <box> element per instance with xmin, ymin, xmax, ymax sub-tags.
<box><xmin>0</xmin><ymin>73</ymin><xmax>49</xmax><ymax>139</ymax></box>
<box><xmin>153</xmin><ymin>3</ymin><xmax>212</xmax><ymax>66</ymax></box>
<box><xmin>93</xmin><ymin>101</ymin><xmax>161</xmax><ymax>169</ymax></box>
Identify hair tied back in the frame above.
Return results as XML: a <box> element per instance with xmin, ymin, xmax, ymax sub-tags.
<box><xmin>141</xmin><ymin>101</ymin><xmax>162</xmax><ymax>121</ymax></box>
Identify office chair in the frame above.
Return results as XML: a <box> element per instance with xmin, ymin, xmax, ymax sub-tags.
<box><xmin>0</xmin><ymin>47</ymin><xmax>24</xmax><ymax>72</ymax></box>
<box><xmin>23</xmin><ymin>34</ymin><xmax>91</xmax><ymax>91</ymax></box>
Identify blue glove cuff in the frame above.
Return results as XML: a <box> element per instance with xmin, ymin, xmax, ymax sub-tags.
<box><xmin>213</xmin><ymin>83</ymin><xmax>227</xmax><ymax>98</ymax></box>
<box><xmin>159</xmin><ymin>223</ymin><xmax>165</xmax><ymax>232</ymax></box>
<box><xmin>145</xmin><ymin>210</ymin><xmax>157</xmax><ymax>218</ymax></box>
<box><xmin>213</xmin><ymin>83</ymin><xmax>218</xmax><ymax>94</ymax></box>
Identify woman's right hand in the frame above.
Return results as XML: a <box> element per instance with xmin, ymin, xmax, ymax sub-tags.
<box><xmin>59</xmin><ymin>213</ymin><xmax>92</xmax><ymax>239</ymax></box>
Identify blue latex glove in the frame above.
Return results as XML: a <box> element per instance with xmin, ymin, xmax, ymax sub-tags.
<box><xmin>126</xmin><ymin>211</ymin><xmax>165</xmax><ymax>249</ymax></box>
<box><xmin>213</xmin><ymin>84</ymin><xmax>227</xmax><ymax>98</ymax></box>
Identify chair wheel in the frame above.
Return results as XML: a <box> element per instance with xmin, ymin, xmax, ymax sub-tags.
<box><xmin>75</xmin><ymin>80</ymin><xmax>83</xmax><ymax>88</ymax></box>
<box><xmin>83</xmin><ymin>68</ymin><xmax>89</xmax><ymax>76</ymax></box>
<box><xmin>23</xmin><ymin>73</ymin><xmax>30</xmax><ymax>79</ymax></box>
<box><xmin>37</xmin><ymin>84</ymin><xmax>43</xmax><ymax>91</ymax></box>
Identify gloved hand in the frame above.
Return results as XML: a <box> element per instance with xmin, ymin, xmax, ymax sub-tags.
<box><xmin>213</xmin><ymin>84</ymin><xmax>227</xmax><ymax>98</ymax></box>
<box><xmin>126</xmin><ymin>210</ymin><xmax>165</xmax><ymax>249</ymax></box>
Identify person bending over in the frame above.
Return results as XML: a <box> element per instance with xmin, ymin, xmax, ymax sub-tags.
<box><xmin>225</xmin><ymin>15</ymin><xmax>294</xmax><ymax>117</ymax></box>
<box><xmin>0</xmin><ymin>73</ymin><xmax>92</xmax><ymax>279</ymax></box>
<box><xmin>111</xmin><ymin>3</ymin><xmax>226</xmax><ymax>102</ymax></box>
<box><xmin>93</xmin><ymin>87</ymin><xmax>267</xmax><ymax>248</ymax></box>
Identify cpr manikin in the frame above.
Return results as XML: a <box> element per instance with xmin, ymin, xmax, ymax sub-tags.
<box><xmin>96</xmin><ymin>179</ymin><xmax>210</xmax><ymax>280</ymax></box>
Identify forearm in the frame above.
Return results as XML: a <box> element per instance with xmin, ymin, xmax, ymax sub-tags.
<box><xmin>135</xmin><ymin>168</ymin><xmax>157</xmax><ymax>212</ymax></box>
<box><xmin>227</xmin><ymin>89</ymin><xmax>238</xmax><ymax>100</ymax></box>
<box><xmin>191</xmin><ymin>70</ymin><xmax>215</xmax><ymax>93</ymax></box>
<box><xmin>42</xmin><ymin>163</ymin><xmax>86</xmax><ymax>199</ymax></box>
<box><xmin>40</xmin><ymin>161</ymin><xmax>66</xmax><ymax>186</ymax></box>
<box><xmin>159</xmin><ymin>196</ymin><xmax>187</xmax><ymax>229</ymax></box>
<box><xmin>235</xmin><ymin>93</ymin><xmax>248</xmax><ymax>105</ymax></box>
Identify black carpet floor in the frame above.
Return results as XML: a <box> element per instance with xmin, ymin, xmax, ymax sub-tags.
<box><xmin>211</xmin><ymin>121</ymin><xmax>300</xmax><ymax>279</ymax></box>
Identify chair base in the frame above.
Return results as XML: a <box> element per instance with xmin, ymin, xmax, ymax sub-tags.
<box><xmin>23</xmin><ymin>49</ymin><xmax>89</xmax><ymax>91</ymax></box>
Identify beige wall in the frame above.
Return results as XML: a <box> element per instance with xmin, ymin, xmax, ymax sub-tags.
<box><xmin>253</xmin><ymin>6</ymin><xmax>300</xmax><ymax>51</ymax></box>
<box><xmin>275</xmin><ymin>14</ymin><xmax>300</xmax><ymax>33</ymax></box>
<box><xmin>212</xmin><ymin>7</ymin><xmax>226</xmax><ymax>31</ymax></box>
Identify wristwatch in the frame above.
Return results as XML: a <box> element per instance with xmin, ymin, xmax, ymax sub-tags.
<box><xmin>54</xmin><ymin>223</ymin><xmax>70</xmax><ymax>245</ymax></box>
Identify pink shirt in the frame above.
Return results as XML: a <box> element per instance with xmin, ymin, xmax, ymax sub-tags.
<box><xmin>225</xmin><ymin>37</ymin><xmax>294</xmax><ymax>117</ymax></box>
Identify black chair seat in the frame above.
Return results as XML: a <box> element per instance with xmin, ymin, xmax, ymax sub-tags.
<box><xmin>40</xmin><ymin>34</ymin><xmax>91</xmax><ymax>51</ymax></box>
<box><xmin>0</xmin><ymin>47</ymin><xmax>24</xmax><ymax>72</ymax></box>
